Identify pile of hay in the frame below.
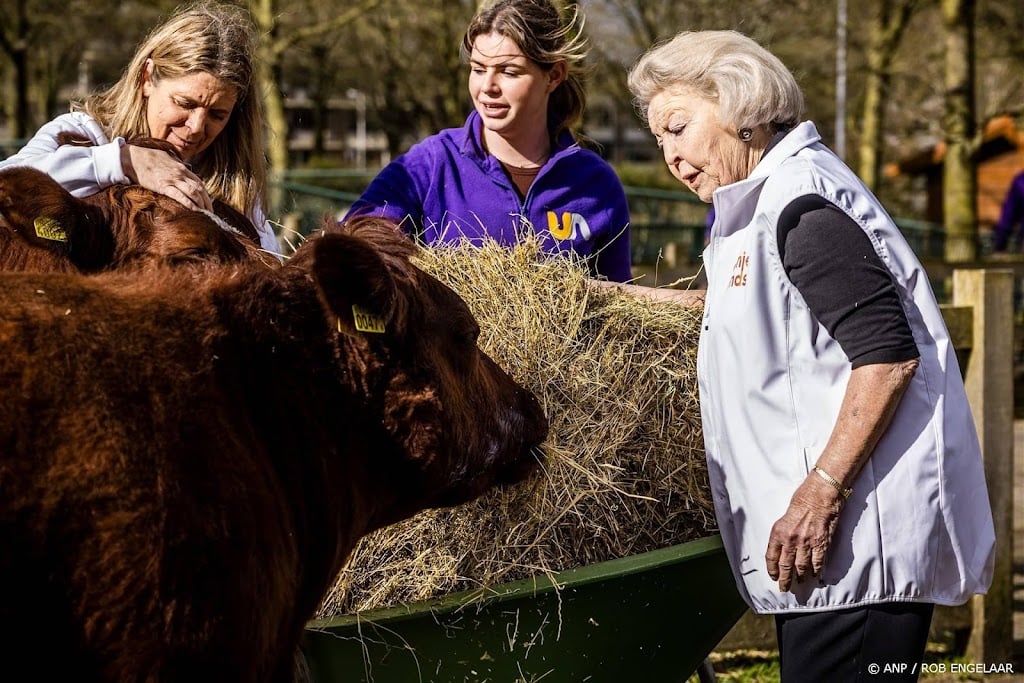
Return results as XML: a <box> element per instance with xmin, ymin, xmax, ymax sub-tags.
<box><xmin>316</xmin><ymin>238</ymin><xmax>714</xmax><ymax>618</ymax></box>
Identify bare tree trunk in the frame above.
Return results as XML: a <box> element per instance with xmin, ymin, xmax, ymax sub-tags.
<box><xmin>858</xmin><ymin>0</ymin><xmax>918</xmax><ymax>191</ymax></box>
<box><xmin>311</xmin><ymin>45</ymin><xmax>328</xmax><ymax>158</ymax></box>
<box><xmin>0</xmin><ymin>0</ymin><xmax>32</xmax><ymax>138</ymax></box>
<box><xmin>250</xmin><ymin>0</ymin><xmax>288</xmax><ymax>219</ymax></box>
<box><xmin>10</xmin><ymin>42</ymin><xmax>30</xmax><ymax>138</ymax></box>
<box><xmin>249</xmin><ymin>0</ymin><xmax>382</xmax><ymax>219</ymax></box>
<box><xmin>941</xmin><ymin>0</ymin><xmax>978</xmax><ymax>263</ymax></box>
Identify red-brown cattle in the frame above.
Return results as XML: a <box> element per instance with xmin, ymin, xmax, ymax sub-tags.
<box><xmin>0</xmin><ymin>156</ymin><xmax>265</xmax><ymax>273</ymax></box>
<box><xmin>0</xmin><ymin>216</ymin><xmax>547</xmax><ymax>682</ymax></box>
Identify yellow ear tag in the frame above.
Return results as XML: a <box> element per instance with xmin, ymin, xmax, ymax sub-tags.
<box><xmin>351</xmin><ymin>304</ymin><xmax>386</xmax><ymax>333</ymax></box>
<box><xmin>34</xmin><ymin>216</ymin><xmax>68</xmax><ymax>242</ymax></box>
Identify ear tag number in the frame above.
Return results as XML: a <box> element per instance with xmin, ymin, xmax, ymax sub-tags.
<box><xmin>34</xmin><ymin>216</ymin><xmax>68</xmax><ymax>242</ymax></box>
<box><xmin>352</xmin><ymin>305</ymin><xmax>386</xmax><ymax>333</ymax></box>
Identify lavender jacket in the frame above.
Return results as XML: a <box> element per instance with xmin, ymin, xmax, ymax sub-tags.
<box><xmin>994</xmin><ymin>170</ymin><xmax>1024</xmax><ymax>252</ymax></box>
<box><xmin>345</xmin><ymin>111</ymin><xmax>632</xmax><ymax>281</ymax></box>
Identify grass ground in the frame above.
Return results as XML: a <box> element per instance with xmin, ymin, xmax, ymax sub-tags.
<box><xmin>690</xmin><ymin>641</ymin><xmax>1020</xmax><ymax>682</ymax></box>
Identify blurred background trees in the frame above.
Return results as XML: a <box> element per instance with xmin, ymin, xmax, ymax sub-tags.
<box><xmin>1</xmin><ymin>0</ymin><xmax>1023</xmax><ymax>248</ymax></box>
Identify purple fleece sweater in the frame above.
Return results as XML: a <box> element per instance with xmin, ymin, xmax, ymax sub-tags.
<box><xmin>345</xmin><ymin>111</ymin><xmax>632</xmax><ymax>281</ymax></box>
<box><xmin>994</xmin><ymin>170</ymin><xmax>1024</xmax><ymax>252</ymax></box>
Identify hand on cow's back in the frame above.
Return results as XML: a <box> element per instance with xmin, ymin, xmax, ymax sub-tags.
<box><xmin>121</xmin><ymin>141</ymin><xmax>213</xmax><ymax>213</ymax></box>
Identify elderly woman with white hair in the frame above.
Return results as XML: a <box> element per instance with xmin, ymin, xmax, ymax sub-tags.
<box><xmin>624</xmin><ymin>30</ymin><xmax>994</xmax><ymax>682</ymax></box>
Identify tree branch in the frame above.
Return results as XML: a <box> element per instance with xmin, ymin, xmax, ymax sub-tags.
<box><xmin>271</xmin><ymin>0</ymin><xmax>382</xmax><ymax>56</ymax></box>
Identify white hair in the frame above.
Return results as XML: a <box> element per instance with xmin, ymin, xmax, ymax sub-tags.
<box><xmin>627</xmin><ymin>30</ymin><xmax>804</xmax><ymax>132</ymax></box>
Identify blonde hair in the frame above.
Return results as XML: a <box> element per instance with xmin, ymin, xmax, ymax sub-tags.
<box><xmin>627</xmin><ymin>30</ymin><xmax>804</xmax><ymax>133</ymax></box>
<box><xmin>74</xmin><ymin>1</ymin><xmax>267</xmax><ymax>220</ymax></box>
<box><xmin>462</xmin><ymin>0</ymin><xmax>591</xmax><ymax>139</ymax></box>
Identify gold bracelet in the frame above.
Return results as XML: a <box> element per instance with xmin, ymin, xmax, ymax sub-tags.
<box><xmin>813</xmin><ymin>466</ymin><xmax>852</xmax><ymax>499</ymax></box>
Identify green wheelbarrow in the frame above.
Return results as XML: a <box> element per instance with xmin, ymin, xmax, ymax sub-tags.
<box><xmin>302</xmin><ymin>534</ymin><xmax>747</xmax><ymax>682</ymax></box>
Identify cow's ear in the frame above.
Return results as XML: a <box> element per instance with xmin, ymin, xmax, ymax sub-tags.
<box><xmin>311</xmin><ymin>233</ymin><xmax>402</xmax><ymax>337</ymax></box>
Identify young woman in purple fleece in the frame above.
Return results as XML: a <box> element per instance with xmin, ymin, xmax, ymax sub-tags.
<box><xmin>345</xmin><ymin>0</ymin><xmax>632</xmax><ymax>282</ymax></box>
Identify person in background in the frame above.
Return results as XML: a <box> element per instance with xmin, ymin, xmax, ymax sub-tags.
<box><xmin>344</xmin><ymin>0</ymin><xmax>632</xmax><ymax>282</ymax></box>
<box><xmin>992</xmin><ymin>169</ymin><xmax>1024</xmax><ymax>253</ymax></box>
<box><xmin>0</xmin><ymin>1</ymin><xmax>278</xmax><ymax>255</ymax></box>
<box><xmin>621</xmin><ymin>30</ymin><xmax>994</xmax><ymax>682</ymax></box>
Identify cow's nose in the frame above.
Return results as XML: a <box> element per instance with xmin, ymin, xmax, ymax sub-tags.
<box><xmin>522</xmin><ymin>390</ymin><xmax>548</xmax><ymax>445</ymax></box>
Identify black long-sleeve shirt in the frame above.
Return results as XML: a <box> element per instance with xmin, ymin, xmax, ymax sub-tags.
<box><xmin>776</xmin><ymin>194</ymin><xmax>920</xmax><ymax>367</ymax></box>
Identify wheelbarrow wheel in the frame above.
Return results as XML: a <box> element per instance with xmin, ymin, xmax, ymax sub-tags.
<box><xmin>693</xmin><ymin>656</ymin><xmax>717</xmax><ymax>682</ymax></box>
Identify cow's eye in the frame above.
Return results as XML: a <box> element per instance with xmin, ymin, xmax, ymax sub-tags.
<box><xmin>169</xmin><ymin>247</ymin><xmax>210</xmax><ymax>263</ymax></box>
<box><xmin>458</xmin><ymin>323</ymin><xmax>480</xmax><ymax>347</ymax></box>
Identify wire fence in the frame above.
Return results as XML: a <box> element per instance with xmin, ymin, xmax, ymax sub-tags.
<box><xmin>270</xmin><ymin>167</ymin><xmax>947</xmax><ymax>264</ymax></box>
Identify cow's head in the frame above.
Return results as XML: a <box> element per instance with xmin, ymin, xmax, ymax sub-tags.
<box><xmin>0</xmin><ymin>160</ymin><xmax>262</xmax><ymax>272</ymax></box>
<box><xmin>0</xmin><ymin>166</ymin><xmax>113</xmax><ymax>271</ymax></box>
<box><xmin>101</xmin><ymin>185</ymin><xmax>254</xmax><ymax>267</ymax></box>
<box><xmin>307</xmin><ymin>217</ymin><xmax>548</xmax><ymax>523</ymax></box>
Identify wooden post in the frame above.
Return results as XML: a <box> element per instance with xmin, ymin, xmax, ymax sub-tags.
<box><xmin>953</xmin><ymin>269</ymin><xmax>1014</xmax><ymax>663</ymax></box>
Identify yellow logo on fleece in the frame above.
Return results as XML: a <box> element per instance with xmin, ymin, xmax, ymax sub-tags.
<box><xmin>546</xmin><ymin>212</ymin><xmax>592</xmax><ymax>241</ymax></box>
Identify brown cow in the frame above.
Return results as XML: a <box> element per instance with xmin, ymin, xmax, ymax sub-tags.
<box><xmin>0</xmin><ymin>162</ymin><xmax>266</xmax><ymax>273</ymax></box>
<box><xmin>0</xmin><ymin>215</ymin><xmax>548</xmax><ymax>682</ymax></box>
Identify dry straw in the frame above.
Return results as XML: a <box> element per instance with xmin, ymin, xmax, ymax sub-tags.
<box><xmin>317</xmin><ymin>237</ymin><xmax>714</xmax><ymax>618</ymax></box>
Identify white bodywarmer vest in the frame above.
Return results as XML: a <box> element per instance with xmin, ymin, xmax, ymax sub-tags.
<box><xmin>699</xmin><ymin>121</ymin><xmax>995</xmax><ymax>613</ymax></box>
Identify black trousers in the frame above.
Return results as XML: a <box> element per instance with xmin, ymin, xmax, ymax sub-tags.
<box><xmin>774</xmin><ymin>602</ymin><xmax>934</xmax><ymax>682</ymax></box>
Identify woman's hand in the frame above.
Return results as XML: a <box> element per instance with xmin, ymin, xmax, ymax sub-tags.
<box><xmin>121</xmin><ymin>143</ymin><xmax>213</xmax><ymax>212</ymax></box>
<box><xmin>764</xmin><ymin>357</ymin><xmax>920</xmax><ymax>593</ymax></box>
<box><xmin>765</xmin><ymin>475</ymin><xmax>844</xmax><ymax>592</ymax></box>
<box><xmin>588</xmin><ymin>279</ymin><xmax>706</xmax><ymax>306</ymax></box>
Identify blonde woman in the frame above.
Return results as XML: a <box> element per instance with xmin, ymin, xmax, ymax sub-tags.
<box><xmin>0</xmin><ymin>1</ymin><xmax>277</xmax><ymax>254</ymax></box>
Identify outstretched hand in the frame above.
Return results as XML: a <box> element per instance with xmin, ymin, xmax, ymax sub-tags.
<box><xmin>765</xmin><ymin>475</ymin><xmax>844</xmax><ymax>592</ymax></box>
<box><xmin>587</xmin><ymin>279</ymin><xmax>706</xmax><ymax>306</ymax></box>
<box><xmin>121</xmin><ymin>143</ymin><xmax>213</xmax><ymax>212</ymax></box>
